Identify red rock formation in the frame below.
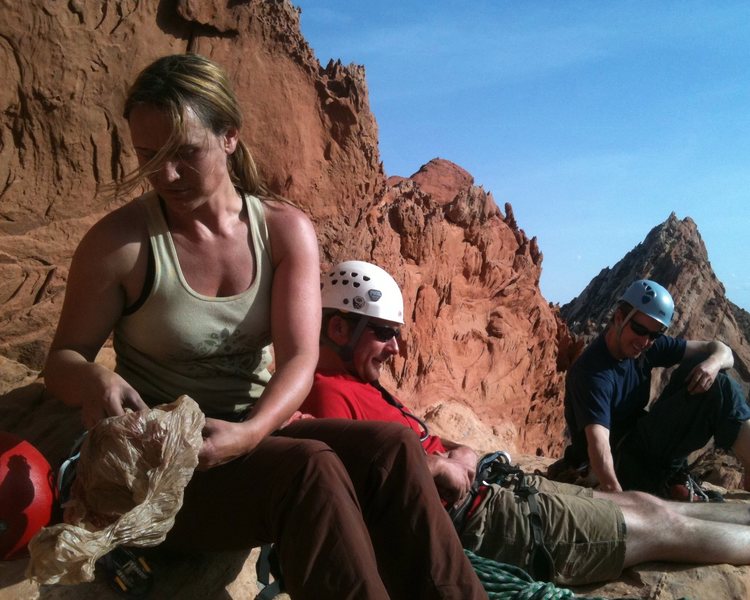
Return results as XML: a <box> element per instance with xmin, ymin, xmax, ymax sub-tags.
<box><xmin>0</xmin><ymin>0</ymin><xmax>570</xmax><ymax>459</ymax></box>
<box><xmin>364</xmin><ymin>159</ymin><xmax>568</xmax><ymax>456</ymax></box>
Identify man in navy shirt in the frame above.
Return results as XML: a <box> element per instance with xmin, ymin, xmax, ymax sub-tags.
<box><xmin>560</xmin><ymin>279</ymin><xmax>750</xmax><ymax>496</ymax></box>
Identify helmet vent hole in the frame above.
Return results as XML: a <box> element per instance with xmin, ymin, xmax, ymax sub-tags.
<box><xmin>332</xmin><ymin>279</ymin><xmax>338</xmax><ymax>285</ymax></box>
<box><xmin>342</xmin><ymin>279</ymin><xmax>349</xmax><ymax>285</ymax></box>
<box><xmin>339</xmin><ymin>271</ymin><xmax>346</xmax><ymax>275</ymax></box>
<box><xmin>353</xmin><ymin>282</ymin><xmax>360</xmax><ymax>288</ymax></box>
<box><xmin>351</xmin><ymin>272</ymin><xmax>359</xmax><ymax>278</ymax></box>
<box><xmin>363</xmin><ymin>276</ymin><xmax>370</xmax><ymax>281</ymax></box>
<box><xmin>343</xmin><ymin>298</ymin><xmax>349</xmax><ymax>304</ymax></box>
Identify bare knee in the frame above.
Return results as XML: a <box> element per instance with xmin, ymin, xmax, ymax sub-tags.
<box><xmin>620</xmin><ymin>502</ymin><xmax>685</xmax><ymax>566</ymax></box>
<box><xmin>595</xmin><ymin>489</ymin><xmax>667</xmax><ymax>510</ymax></box>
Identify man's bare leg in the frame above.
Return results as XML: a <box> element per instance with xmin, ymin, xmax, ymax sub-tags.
<box><xmin>595</xmin><ymin>489</ymin><xmax>750</xmax><ymax>526</ymax></box>
<box><xmin>619</xmin><ymin>501</ymin><xmax>750</xmax><ymax>567</ymax></box>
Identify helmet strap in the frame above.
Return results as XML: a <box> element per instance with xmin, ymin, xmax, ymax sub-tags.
<box><xmin>322</xmin><ymin>313</ymin><xmax>371</xmax><ymax>365</ymax></box>
<box><xmin>616</xmin><ymin>307</ymin><xmax>638</xmax><ymax>339</ymax></box>
<box><xmin>338</xmin><ymin>315</ymin><xmax>370</xmax><ymax>363</ymax></box>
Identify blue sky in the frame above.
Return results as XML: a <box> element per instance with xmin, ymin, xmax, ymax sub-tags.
<box><xmin>294</xmin><ymin>1</ymin><xmax>750</xmax><ymax>311</ymax></box>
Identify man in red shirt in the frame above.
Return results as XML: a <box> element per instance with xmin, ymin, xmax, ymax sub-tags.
<box><xmin>303</xmin><ymin>259</ymin><xmax>476</xmax><ymax>505</ymax></box>
<box><xmin>302</xmin><ymin>260</ymin><xmax>750</xmax><ymax>586</ymax></box>
<box><xmin>304</xmin><ymin>362</ymin><xmax>478</xmax><ymax>506</ymax></box>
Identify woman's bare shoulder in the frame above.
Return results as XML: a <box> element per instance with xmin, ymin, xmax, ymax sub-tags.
<box><xmin>262</xmin><ymin>199</ymin><xmax>316</xmax><ymax>241</ymax></box>
<box><xmin>82</xmin><ymin>196</ymin><xmax>147</xmax><ymax>241</ymax></box>
<box><xmin>261</xmin><ymin>199</ymin><xmax>318</xmax><ymax>264</ymax></box>
<box><xmin>261</xmin><ymin>198</ymin><xmax>311</xmax><ymax>225</ymax></box>
<box><xmin>73</xmin><ymin>196</ymin><xmax>150</xmax><ymax>271</ymax></box>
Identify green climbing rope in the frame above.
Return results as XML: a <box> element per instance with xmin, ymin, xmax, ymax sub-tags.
<box><xmin>465</xmin><ymin>550</ymin><xmax>690</xmax><ymax>600</ymax></box>
<box><xmin>465</xmin><ymin>550</ymin><xmax>574</xmax><ymax>600</ymax></box>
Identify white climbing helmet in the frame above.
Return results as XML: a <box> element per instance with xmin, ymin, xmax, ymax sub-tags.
<box><xmin>321</xmin><ymin>260</ymin><xmax>404</xmax><ymax>325</ymax></box>
<box><xmin>619</xmin><ymin>279</ymin><xmax>674</xmax><ymax>328</ymax></box>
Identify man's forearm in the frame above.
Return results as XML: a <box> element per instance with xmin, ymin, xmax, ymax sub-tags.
<box><xmin>709</xmin><ymin>340</ymin><xmax>734</xmax><ymax>370</ymax></box>
<box><xmin>588</xmin><ymin>444</ymin><xmax>621</xmax><ymax>492</ymax></box>
<box><xmin>585</xmin><ymin>424</ymin><xmax>622</xmax><ymax>492</ymax></box>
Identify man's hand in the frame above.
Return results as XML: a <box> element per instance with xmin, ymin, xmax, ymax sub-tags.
<box><xmin>280</xmin><ymin>410</ymin><xmax>314</xmax><ymax>428</ymax></box>
<box><xmin>686</xmin><ymin>357</ymin><xmax>721</xmax><ymax>394</ymax></box>
<box><xmin>683</xmin><ymin>340</ymin><xmax>733</xmax><ymax>394</ymax></box>
<box><xmin>428</xmin><ymin>455</ymin><xmax>474</xmax><ymax>507</ymax></box>
<box><xmin>446</xmin><ymin>445</ymin><xmax>479</xmax><ymax>479</ymax></box>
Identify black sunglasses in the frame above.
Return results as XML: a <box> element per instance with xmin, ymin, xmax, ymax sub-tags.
<box><xmin>628</xmin><ymin>319</ymin><xmax>664</xmax><ymax>341</ymax></box>
<box><xmin>368</xmin><ymin>324</ymin><xmax>400</xmax><ymax>342</ymax></box>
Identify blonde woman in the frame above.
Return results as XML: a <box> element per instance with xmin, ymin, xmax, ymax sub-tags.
<box><xmin>44</xmin><ymin>54</ymin><xmax>486</xmax><ymax>599</ymax></box>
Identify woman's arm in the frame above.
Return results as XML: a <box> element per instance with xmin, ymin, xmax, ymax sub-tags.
<box><xmin>199</xmin><ymin>201</ymin><xmax>321</xmax><ymax>468</ymax></box>
<box><xmin>44</xmin><ymin>206</ymin><xmax>150</xmax><ymax>428</ymax></box>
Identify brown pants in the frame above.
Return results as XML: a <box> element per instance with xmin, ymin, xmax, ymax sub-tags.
<box><xmin>163</xmin><ymin>418</ymin><xmax>487</xmax><ymax>600</ymax></box>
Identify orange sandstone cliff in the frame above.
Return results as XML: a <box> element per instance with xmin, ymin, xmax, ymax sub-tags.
<box><xmin>0</xmin><ymin>0</ymin><xmax>569</xmax><ymax>458</ymax></box>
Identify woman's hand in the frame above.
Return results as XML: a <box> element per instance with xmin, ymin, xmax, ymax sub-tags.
<box><xmin>77</xmin><ymin>366</ymin><xmax>148</xmax><ymax>429</ymax></box>
<box><xmin>198</xmin><ymin>418</ymin><xmax>261</xmax><ymax>470</ymax></box>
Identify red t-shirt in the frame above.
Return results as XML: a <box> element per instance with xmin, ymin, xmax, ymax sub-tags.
<box><xmin>301</xmin><ymin>371</ymin><xmax>447</xmax><ymax>455</ymax></box>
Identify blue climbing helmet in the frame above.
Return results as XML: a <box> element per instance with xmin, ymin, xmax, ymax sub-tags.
<box><xmin>619</xmin><ymin>279</ymin><xmax>674</xmax><ymax>327</ymax></box>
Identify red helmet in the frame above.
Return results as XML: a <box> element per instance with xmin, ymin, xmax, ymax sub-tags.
<box><xmin>0</xmin><ymin>432</ymin><xmax>56</xmax><ymax>560</ymax></box>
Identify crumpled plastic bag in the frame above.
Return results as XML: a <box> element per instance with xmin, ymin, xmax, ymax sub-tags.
<box><xmin>26</xmin><ymin>394</ymin><xmax>205</xmax><ymax>584</ymax></box>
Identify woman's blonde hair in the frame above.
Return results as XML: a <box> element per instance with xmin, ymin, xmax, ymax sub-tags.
<box><xmin>108</xmin><ymin>53</ymin><xmax>275</xmax><ymax>200</ymax></box>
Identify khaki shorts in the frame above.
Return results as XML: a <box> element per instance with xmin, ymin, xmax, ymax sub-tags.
<box><xmin>460</xmin><ymin>476</ymin><xmax>626</xmax><ymax>586</ymax></box>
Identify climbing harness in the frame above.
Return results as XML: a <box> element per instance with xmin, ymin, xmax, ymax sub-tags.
<box><xmin>255</xmin><ymin>543</ymin><xmax>283</xmax><ymax>600</ymax></box>
<box><xmin>56</xmin><ymin>432</ymin><xmax>86</xmax><ymax>505</ymax></box>
<box><xmin>450</xmin><ymin>451</ymin><xmax>554</xmax><ymax>582</ymax></box>
<box><xmin>97</xmin><ymin>546</ymin><xmax>153</xmax><ymax>598</ymax></box>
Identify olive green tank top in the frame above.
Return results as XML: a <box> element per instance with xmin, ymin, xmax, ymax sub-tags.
<box><xmin>113</xmin><ymin>191</ymin><xmax>274</xmax><ymax>416</ymax></box>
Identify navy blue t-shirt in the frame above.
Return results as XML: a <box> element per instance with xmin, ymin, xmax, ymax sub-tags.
<box><xmin>564</xmin><ymin>333</ymin><xmax>686</xmax><ymax>463</ymax></box>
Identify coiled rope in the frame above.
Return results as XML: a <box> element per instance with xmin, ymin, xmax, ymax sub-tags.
<box><xmin>465</xmin><ymin>550</ymin><xmax>688</xmax><ymax>600</ymax></box>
